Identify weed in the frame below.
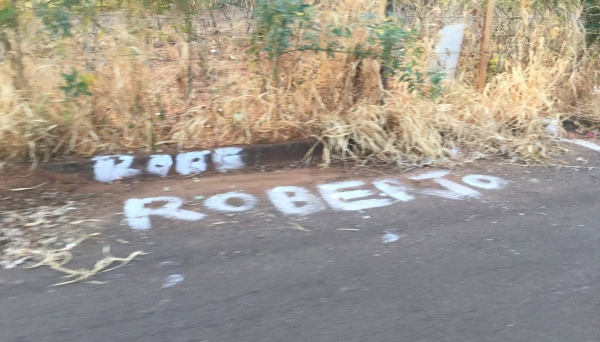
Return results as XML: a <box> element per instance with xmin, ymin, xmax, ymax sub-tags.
<box><xmin>0</xmin><ymin>0</ymin><xmax>597</xmax><ymax>165</ymax></box>
<box><xmin>60</xmin><ymin>69</ymin><xmax>92</xmax><ymax>99</ymax></box>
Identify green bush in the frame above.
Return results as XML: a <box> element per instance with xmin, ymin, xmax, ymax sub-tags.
<box><xmin>248</xmin><ymin>0</ymin><xmax>442</xmax><ymax>97</ymax></box>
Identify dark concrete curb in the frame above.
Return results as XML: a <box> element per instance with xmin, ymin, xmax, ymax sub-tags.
<box><xmin>40</xmin><ymin>140</ymin><xmax>322</xmax><ymax>182</ymax></box>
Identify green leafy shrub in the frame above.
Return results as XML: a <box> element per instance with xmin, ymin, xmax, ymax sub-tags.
<box><xmin>249</xmin><ymin>0</ymin><xmax>440</xmax><ymax>97</ymax></box>
<box><xmin>60</xmin><ymin>68</ymin><xmax>92</xmax><ymax>99</ymax></box>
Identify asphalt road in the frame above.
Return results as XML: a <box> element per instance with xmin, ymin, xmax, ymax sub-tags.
<box><xmin>1</xmin><ymin>150</ymin><xmax>600</xmax><ymax>342</ymax></box>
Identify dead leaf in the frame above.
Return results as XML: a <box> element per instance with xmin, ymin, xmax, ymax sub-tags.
<box><xmin>29</xmin><ymin>240</ymin><xmax>147</xmax><ymax>286</ymax></box>
<box><xmin>24</xmin><ymin>219</ymin><xmax>46</xmax><ymax>227</ymax></box>
<box><xmin>70</xmin><ymin>219</ymin><xmax>102</xmax><ymax>225</ymax></box>
<box><xmin>10</xmin><ymin>182</ymin><xmax>49</xmax><ymax>192</ymax></box>
<box><xmin>290</xmin><ymin>223</ymin><xmax>311</xmax><ymax>232</ymax></box>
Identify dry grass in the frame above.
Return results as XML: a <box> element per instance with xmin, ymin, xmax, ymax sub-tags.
<box><xmin>0</xmin><ymin>0</ymin><xmax>598</xmax><ymax>167</ymax></box>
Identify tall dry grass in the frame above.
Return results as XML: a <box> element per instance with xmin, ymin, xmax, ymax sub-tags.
<box><xmin>0</xmin><ymin>0</ymin><xmax>598</xmax><ymax>167</ymax></box>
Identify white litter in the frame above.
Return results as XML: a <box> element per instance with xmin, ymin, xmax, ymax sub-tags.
<box><xmin>382</xmin><ymin>231</ymin><xmax>400</xmax><ymax>243</ymax></box>
<box><xmin>561</xmin><ymin>139</ymin><xmax>600</xmax><ymax>151</ymax></box>
<box><xmin>162</xmin><ymin>274</ymin><xmax>184</xmax><ymax>288</ymax></box>
<box><xmin>545</xmin><ymin>124</ymin><xmax>559</xmax><ymax>137</ymax></box>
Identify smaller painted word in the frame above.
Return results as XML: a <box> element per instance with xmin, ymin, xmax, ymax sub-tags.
<box><xmin>93</xmin><ymin>147</ymin><xmax>245</xmax><ymax>183</ymax></box>
<box><xmin>123</xmin><ymin>171</ymin><xmax>508</xmax><ymax>230</ymax></box>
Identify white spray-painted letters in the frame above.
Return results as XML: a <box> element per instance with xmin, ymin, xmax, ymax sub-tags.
<box><xmin>175</xmin><ymin>151</ymin><xmax>211</xmax><ymax>176</ymax></box>
<box><xmin>92</xmin><ymin>155</ymin><xmax>141</xmax><ymax>183</ymax></box>
<box><xmin>373</xmin><ymin>179</ymin><xmax>415</xmax><ymax>202</ymax></box>
<box><xmin>266</xmin><ymin>186</ymin><xmax>326</xmax><ymax>215</ymax></box>
<box><xmin>213</xmin><ymin>147</ymin><xmax>245</xmax><ymax>171</ymax></box>
<box><xmin>124</xmin><ymin>196</ymin><xmax>205</xmax><ymax>230</ymax></box>
<box><xmin>204</xmin><ymin>192</ymin><xmax>258</xmax><ymax>212</ymax></box>
<box><xmin>93</xmin><ymin>147</ymin><xmax>247</xmax><ymax>182</ymax></box>
<box><xmin>409</xmin><ymin>170</ymin><xmax>481</xmax><ymax>200</ymax></box>
<box><xmin>318</xmin><ymin>181</ymin><xmax>394</xmax><ymax>211</ymax></box>
<box><xmin>122</xmin><ymin>172</ymin><xmax>509</xmax><ymax>230</ymax></box>
<box><xmin>147</xmin><ymin>155</ymin><xmax>174</xmax><ymax>177</ymax></box>
<box><xmin>462</xmin><ymin>175</ymin><xmax>507</xmax><ymax>190</ymax></box>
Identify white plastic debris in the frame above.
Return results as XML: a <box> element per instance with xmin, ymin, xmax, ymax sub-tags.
<box><xmin>162</xmin><ymin>274</ymin><xmax>184</xmax><ymax>288</ymax></box>
<box><xmin>561</xmin><ymin>139</ymin><xmax>600</xmax><ymax>151</ymax></box>
<box><xmin>541</xmin><ymin>118</ymin><xmax>560</xmax><ymax>137</ymax></box>
<box><xmin>158</xmin><ymin>261</ymin><xmax>179</xmax><ymax>267</ymax></box>
<box><xmin>382</xmin><ymin>231</ymin><xmax>400</xmax><ymax>243</ymax></box>
<box><xmin>545</xmin><ymin>124</ymin><xmax>559</xmax><ymax>137</ymax></box>
<box><xmin>59</xmin><ymin>243</ymin><xmax>77</xmax><ymax>251</ymax></box>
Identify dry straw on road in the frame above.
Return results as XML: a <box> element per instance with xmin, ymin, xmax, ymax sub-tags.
<box><xmin>0</xmin><ymin>0</ymin><xmax>598</xmax><ymax>166</ymax></box>
<box><xmin>0</xmin><ymin>192</ymin><xmax>146</xmax><ymax>284</ymax></box>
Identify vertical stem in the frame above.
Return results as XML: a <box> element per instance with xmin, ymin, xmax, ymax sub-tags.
<box><xmin>477</xmin><ymin>0</ymin><xmax>495</xmax><ymax>92</ymax></box>
<box><xmin>0</xmin><ymin>29</ymin><xmax>29</xmax><ymax>96</ymax></box>
<box><xmin>183</xmin><ymin>2</ymin><xmax>196</xmax><ymax>114</ymax></box>
<box><xmin>380</xmin><ymin>0</ymin><xmax>394</xmax><ymax>91</ymax></box>
<box><xmin>209</xmin><ymin>9</ymin><xmax>217</xmax><ymax>28</ymax></box>
<box><xmin>246</xmin><ymin>2</ymin><xmax>254</xmax><ymax>34</ymax></box>
<box><xmin>385</xmin><ymin>0</ymin><xmax>394</xmax><ymax>16</ymax></box>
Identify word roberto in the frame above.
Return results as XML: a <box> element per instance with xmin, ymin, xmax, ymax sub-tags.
<box><xmin>123</xmin><ymin>170</ymin><xmax>508</xmax><ymax>230</ymax></box>
<box><xmin>93</xmin><ymin>147</ymin><xmax>246</xmax><ymax>183</ymax></box>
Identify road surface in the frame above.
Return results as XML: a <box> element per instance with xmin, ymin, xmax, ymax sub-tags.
<box><xmin>1</xmin><ymin>148</ymin><xmax>599</xmax><ymax>342</ymax></box>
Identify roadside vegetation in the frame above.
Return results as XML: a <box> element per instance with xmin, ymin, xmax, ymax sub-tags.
<box><xmin>1</xmin><ymin>0</ymin><xmax>599</xmax><ymax>166</ymax></box>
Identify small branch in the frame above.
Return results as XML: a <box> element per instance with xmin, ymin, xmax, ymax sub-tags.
<box><xmin>10</xmin><ymin>182</ymin><xmax>49</xmax><ymax>192</ymax></box>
